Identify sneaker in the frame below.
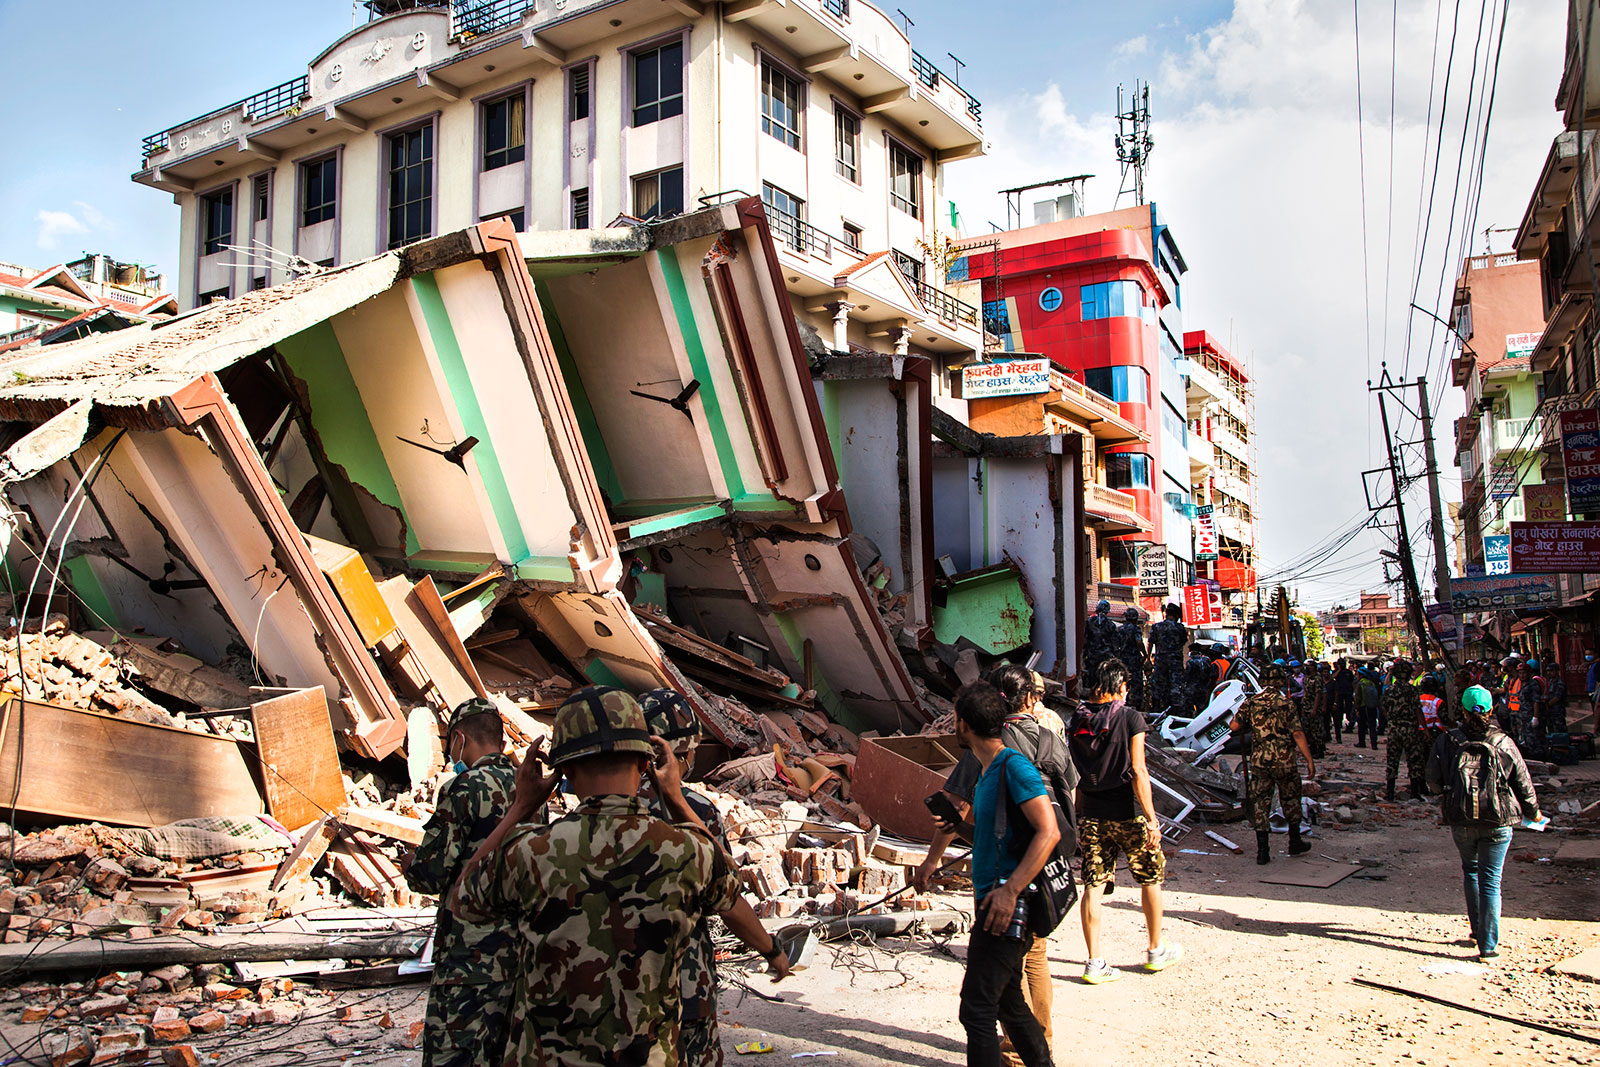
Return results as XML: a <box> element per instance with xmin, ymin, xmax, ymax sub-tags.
<box><xmin>1081</xmin><ymin>958</ymin><xmax>1121</xmax><ymax>984</ymax></box>
<box><xmin>1144</xmin><ymin>942</ymin><xmax>1184</xmax><ymax>972</ymax></box>
<box><xmin>1479</xmin><ymin>948</ymin><xmax>1500</xmax><ymax>961</ymax></box>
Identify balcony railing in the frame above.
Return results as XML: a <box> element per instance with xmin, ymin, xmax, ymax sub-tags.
<box><xmin>916</xmin><ymin>279</ymin><xmax>979</xmax><ymax>327</ymax></box>
<box><xmin>820</xmin><ymin>0</ymin><xmax>849</xmax><ymax>17</ymax></box>
<box><xmin>452</xmin><ymin>0</ymin><xmax>535</xmax><ymax>39</ymax></box>
<box><xmin>1088</xmin><ymin>482</ymin><xmax>1141</xmax><ymax>517</ymax></box>
<box><xmin>1494</xmin><ymin>416</ymin><xmax>1543</xmax><ymax>453</ymax></box>
<box><xmin>141</xmin><ymin>74</ymin><xmax>310</xmax><ymax>162</ymax></box>
<box><xmin>909</xmin><ymin>48</ymin><xmax>982</xmax><ymax>122</ymax></box>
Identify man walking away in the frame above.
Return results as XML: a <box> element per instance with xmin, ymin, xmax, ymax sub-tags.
<box><xmin>1426</xmin><ymin>685</ymin><xmax>1541</xmax><ymax>961</ymax></box>
<box><xmin>1231</xmin><ymin>664</ymin><xmax>1315</xmax><ymax>864</ymax></box>
<box><xmin>1301</xmin><ymin>661</ymin><xmax>1327</xmax><ymax>760</ymax></box>
<box><xmin>1384</xmin><ymin>660</ymin><xmax>1428</xmax><ymax>802</ymax></box>
<box><xmin>1084</xmin><ymin>600</ymin><xmax>1119</xmax><ymax>682</ymax></box>
<box><xmin>1116</xmin><ymin>608</ymin><xmax>1147</xmax><ymax>712</ymax></box>
<box><xmin>1356</xmin><ymin>668</ymin><xmax>1382</xmax><ymax>749</ymax></box>
<box><xmin>952</xmin><ymin>682</ymin><xmax>1059</xmax><ymax>1067</ymax></box>
<box><xmin>1068</xmin><ymin>658</ymin><xmax>1181</xmax><ymax>984</ymax></box>
<box><xmin>1329</xmin><ymin>659</ymin><xmax>1354</xmax><ymax>744</ymax></box>
<box><xmin>404</xmin><ymin>699</ymin><xmax>522</xmax><ymax>1067</ymax></box>
<box><xmin>1148</xmin><ymin>603</ymin><xmax>1189</xmax><ymax>715</ymax></box>
<box><xmin>1182</xmin><ymin>648</ymin><xmax>1215</xmax><ymax>718</ymax></box>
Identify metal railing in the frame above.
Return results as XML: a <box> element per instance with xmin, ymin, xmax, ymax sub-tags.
<box><xmin>820</xmin><ymin>0</ymin><xmax>849</xmax><ymax>17</ymax></box>
<box><xmin>141</xmin><ymin>74</ymin><xmax>308</xmax><ymax>162</ymax></box>
<box><xmin>916</xmin><ymin>279</ymin><xmax>978</xmax><ymax>327</ymax></box>
<box><xmin>141</xmin><ymin>132</ymin><xmax>169</xmax><ymax>159</ymax></box>
<box><xmin>766</xmin><ymin>207</ymin><xmax>838</xmax><ymax>257</ymax></box>
<box><xmin>452</xmin><ymin>0</ymin><xmax>535</xmax><ymax>38</ymax></box>
<box><xmin>909</xmin><ymin>49</ymin><xmax>982</xmax><ymax>123</ymax></box>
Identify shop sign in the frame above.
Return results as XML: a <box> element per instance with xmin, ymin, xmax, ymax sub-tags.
<box><xmin>961</xmin><ymin>358</ymin><xmax>1052</xmax><ymax>399</ymax></box>
<box><xmin>1523</xmin><ymin>482</ymin><xmax>1567</xmax><ymax>521</ymax></box>
<box><xmin>1194</xmin><ymin>504</ymin><xmax>1217</xmax><ymax>560</ymax></box>
<box><xmin>1450</xmin><ymin>573</ymin><xmax>1559</xmax><ymax>611</ymax></box>
<box><xmin>1561</xmin><ymin>410</ymin><xmax>1600</xmax><ymax>515</ymax></box>
<box><xmin>1137</xmin><ymin>546</ymin><xmax>1169</xmax><ymax>593</ymax></box>
<box><xmin>1509</xmin><ymin>520</ymin><xmax>1600</xmax><ymax>573</ymax></box>
<box><xmin>1425</xmin><ymin>602</ymin><xmax>1460</xmax><ymax>651</ymax></box>
<box><xmin>1505</xmin><ymin>332</ymin><xmax>1540</xmax><ymax>360</ymax></box>
<box><xmin>1483</xmin><ymin>535</ymin><xmax>1511</xmax><ymax>576</ymax></box>
<box><xmin>1182</xmin><ymin>584</ymin><xmax>1220</xmax><ymax>626</ymax></box>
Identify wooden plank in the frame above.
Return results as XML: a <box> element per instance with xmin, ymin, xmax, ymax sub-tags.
<box><xmin>0</xmin><ymin>698</ymin><xmax>263</xmax><ymax>827</ymax></box>
<box><xmin>251</xmin><ymin>689</ymin><xmax>346</xmax><ymax>832</ymax></box>
<box><xmin>340</xmin><ymin>807</ymin><xmax>426</xmax><ymax>846</ymax></box>
<box><xmin>271</xmin><ymin>815</ymin><xmax>339</xmax><ymax>891</ymax></box>
<box><xmin>378</xmin><ymin>577</ymin><xmax>483</xmax><ymax>709</ymax></box>
<box><xmin>113</xmin><ymin>639</ymin><xmax>256</xmax><ymax>710</ymax></box>
<box><xmin>412</xmin><ymin>576</ymin><xmax>489</xmax><ymax>700</ymax></box>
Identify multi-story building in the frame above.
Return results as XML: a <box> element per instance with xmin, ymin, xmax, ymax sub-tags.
<box><xmin>1449</xmin><ymin>254</ymin><xmax>1548</xmax><ymax>570</ymax></box>
<box><xmin>1318</xmin><ymin>590</ymin><xmax>1408</xmax><ymax>658</ymax></box>
<box><xmin>132</xmin><ymin>0</ymin><xmax>985</xmax><ymax>371</ymax></box>
<box><xmin>951</xmin><ymin>200</ymin><xmax>1194</xmax><ymax>610</ymax></box>
<box><xmin>1183</xmin><ymin>329</ymin><xmax>1256</xmax><ymax>630</ymax></box>
<box><xmin>0</xmin><ymin>253</ymin><xmax>174</xmax><ymax>348</ymax></box>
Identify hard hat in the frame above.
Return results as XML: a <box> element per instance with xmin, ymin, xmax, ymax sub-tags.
<box><xmin>1124</xmin><ymin>607</ymin><xmax>1141</xmax><ymax>621</ymax></box>
<box><xmin>1461</xmin><ymin>685</ymin><xmax>1494</xmax><ymax>716</ymax></box>
<box><xmin>446</xmin><ymin>697</ymin><xmax>499</xmax><ymax>734</ymax></box>
<box><xmin>1527</xmin><ymin>659</ymin><xmax>1539</xmax><ymax>670</ymax></box>
<box><xmin>1273</xmin><ymin>658</ymin><xmax>1287</xmax><ymax>666</ymax></box>
<box><xmin>1288</xmin><ymin>659</ymin><xmax>1301</xmax><ymax>668</ymax></box>
<box><xmin>1097</xmin><ymin>599</ymin><xmax>1111</xmax><ymax>614</ymax></box>
<box><xmin>548</xmin><ymin>686</ymin><xmax>655</xmax><ymax>767</ymax></box>
<box><xmin>639</xmin><ymin>688</ymin><xmax>700</xmax><ymax>744</ymax></box>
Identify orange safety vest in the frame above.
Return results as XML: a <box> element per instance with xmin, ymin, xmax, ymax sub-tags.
<box><xmin>1508</xmin><ymin>677</ymin><xmax>1522</xmax><ymax>714</ymax></box>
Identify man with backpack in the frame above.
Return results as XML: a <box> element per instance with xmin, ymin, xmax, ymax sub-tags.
<box><xmin>1426</xmin><ymin>685</ymin><xmax>1542</xmax><ymax>962</ymax></box>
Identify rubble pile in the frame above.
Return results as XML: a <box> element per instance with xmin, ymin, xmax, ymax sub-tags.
<box><xmin>0</xmin><ymin>618</ymin><xmax>177</xmax><ymax>728</ymax></box>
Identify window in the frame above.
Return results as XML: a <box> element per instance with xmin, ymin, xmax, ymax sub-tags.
<box><xmin>570</xmin><ymin>65</ymin><xmax>591</xmax><ymax>121</ymax></box>
<box><xmin>1105</xmin><ymin>452</ymin><xmax>1152</xmax><ymax>491</ymax></box>
<box><xmin>760</xmin><ymin>59</ymin><xmax>803</xmax><ymax>149</ymax></box>
<box><xmin>386</xmin><ymin>124</ymin><xmax>434</xmax><ymax>249</ymax></box>
<box><xmin>1038</xmin><ymin>286</ymin><xmax>1063</xmax><ymax>312</ymax></box>
<box><xmin>300</xmin><ymin>156</ymin><xmax>336</xmax><ymax>227</ymax></box>
<box><xmin>632</xmin><ymin>41</ymin><xmax>683</xmax><ymax>126</ymax></box>
<box><xmin>889</xmin><ymin>140</ymin><xmax>922</xmax><ymax>218</ymax></box>
<box><xmin>483</xmin><ymin>209</ymin><xmax>525</xmax><ymax>231</ymax></box>
<box><xmin>1080</xmin><ymin>280</ymin><xmax>1143</xmax><ymax>320</ymax></box>
<box><xmin>572</xmin><ymin>188</ymin><xmax>590</xmax><ymax>228</ymax></box>
<box><xmin>252</xmin><ymin>174</ymin><xmax>270</xmax><ymax>223</ymax></box>
<box><xmin>762</xmin><ymin>183</ymin><xmax>805</xmax><ymax>252</ymax></box>
<box><xmin>200</xmin><ymin>188</ymin><xmax>233</xmax><ymax>256</ymax></box>
<box><xmin>1084</xmin><ymin>365</ymin><xmax>1149</xmax><ymax>405</ymax></box>
<box><xmin>633</xmin><ymin>167</ymin><xmax>684</xmax><ymax>221</ymax></box>
<box><xmin>842</xmin><ymin>221</ymin><xmax>863</xmax><ymax>254</ymax></box>
<box><xmin>834</xmin><ymin>105</ymin><xmax>859</xmax><ymax>181</ymax></box>
<box><xmin>1161</xmin><ymin>399</ymin><xmax>1187</xmax><ymax>445</ymax></box>
<box><xmin>198</xmin><ymin>287</ymin><xmax>229</xmax><ymax>305</ymax></box>
<box><xmin>982</xmin><ymin>299</ymin><xmax>1012</xmax><ymax>339</ymax></box>
<box><xmin>250</xmin><ymin>276</ymin><xmax>268</xmax><ymax>291</ymax></box>
<box><xmin>892</xmin><ymin>249</ymin><xmax>922</xmax><ymax>287</ymax></box>
<box><xmin>482</xmin><ymin>92</ymin><xmax>526</xmax><ymax>172</ymax></box>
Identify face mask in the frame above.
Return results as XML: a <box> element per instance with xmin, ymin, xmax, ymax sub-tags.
<box><xmin>452</xmin><ymin>760</ymin><xmax>468</xmax><ymax>775</ymax></box>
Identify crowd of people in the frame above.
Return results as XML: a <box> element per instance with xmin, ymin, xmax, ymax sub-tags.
<box><xmin>392</xmin><ymin>607</ymin><xmax>1550</xmax><ymax>1067</ymax></box>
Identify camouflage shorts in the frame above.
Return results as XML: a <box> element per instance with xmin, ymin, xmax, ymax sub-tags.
<box><xmin>1079</xmin><ymin>816</ymin><xmax>1165</xmax><ymax>887</ymax></box>
<box><xmin>681</xmin><ymin>1015</ymin><xmax>723</xmax><ymax>1067</ymax></box>
<box><xmin>422</xmin><ymin>981</ymin><xmax>512</xmax><ymax>1067</ymax></box>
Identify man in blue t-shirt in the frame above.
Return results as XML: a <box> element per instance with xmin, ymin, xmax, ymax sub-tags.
<box><xmin>954</xmin><ymin>681</ymin><xmax>1059</xmax><ymax>1067</ymax></box>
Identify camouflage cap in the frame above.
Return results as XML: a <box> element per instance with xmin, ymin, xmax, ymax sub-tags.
<box><xmin>549</xmin><ymin>686</ymin><xmax>655</xmax><ymax>767</ymax></box>
<box><xmin>1263</xmin><ymin>663</ymin><xmax>1288</xmax><ymax>685</ymax></box>
<box><xmin>638</xmin><ymin>688</ymin><xmax>699</xmax><ymax>743</ymax></box>
<box><xmin>447</xmin><ymin>697</ymin><xmax>500</xmax><ymax>733</ymax></box>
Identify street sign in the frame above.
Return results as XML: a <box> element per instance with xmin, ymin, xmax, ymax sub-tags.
<box><xmin>1523</xmin><ymin>483</ymin><xmax>1567</xmax><ymax>521</ymax></box>
<box><xmin>1137</xmin><ymin>546</ymin><xmax>1168</xmax><ymax>594</ymax></box>
<box><xmin>1183</xmin><ymin>584</ymin><xmax>1219</xmax><ymax>626</ymax></box>
<box><xmin>961</xmin><ymin>358</ymin><xmax>1052</xmax><ymax>399</ymax></box>
<box><xmin>1509</xmin><ymin>520</ymin><xmax>1600</xmax><ymax>573</ymax></box>
<box><xmin>1194</xmin><ymin>504</ymin><xmax>1217</xmax><ymax>560</ymax></box>
<box><xmin>1450</xmin><ymin>574</ymin><xmax>1558</xmax><ymax>611</ymax></box>
<box><xmin>1506</xmin><ymin>332</ymin><xmax>1540</xmax><ymax>359</ymax></box>
<box><xmin>1560</xmin><ymin>410</ymin><xmax>1600</xmax><ymax>515</ymax></box>
<box><xmin>1483</xmin><ymin>535</ymin><xmax>1511</xmax><ymax>576</ymax></box>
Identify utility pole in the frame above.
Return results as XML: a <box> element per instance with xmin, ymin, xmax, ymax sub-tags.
<box><xmin>1374</xmin><ymin>388</ymin><xmax>1433</xmax><ymax>664</ymax></box>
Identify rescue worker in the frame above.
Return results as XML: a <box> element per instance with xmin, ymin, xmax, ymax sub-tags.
<box><xmin>1507</xmin><ymin>659</ymin><xmax>1541</xmax><ymax>752</ymax></box>
<box><xmin>1230</xmin><ymin>663</ymin><xmax>1315</xmax><ymax>865</ymax></box>
<box><xmin>1116</xmin><ymin>607</ymin><xmax>1148</xmax><ymax>712</ymax></box>
<box><xmin>1148</xmin><ymin>603</ymin><xmax>1189</xmax><ymax>715</ymax></box>
<box><xmin>1355</xmin><ymin>665</ymin><xmax>1383</xmax><ymax>749</ymax></box>
<box><xmin>404</xmin><ymin>698</ymin><xmax>523</xmax><ymax>1067</ymax></box>
<box><xmin>1328</xmin><ymin>659</ymin><xmax>1353</xmax><ymax>744</ymax></box>
<box><xmin>1301</xmin><ymin>660</ymin><xmax>1328</xmax><ymax>760</ymax></box>
<box><xmin>1182</xmin><ymin>647</ymin><xmax>1215</xmax><ymax>717</ymax></box>
<box><xmin>1210</xmin><ymin>643</ymin><xmax>1233</xmax><ymax>688</ymax></box>
<box><xmin>453</xmin><ymin>687</ymin><xmax>790</xmax><ymax>1066</ymax></box>
<box><xmin>1084</xmin><ymin>599</ymin><xmax>1119</xmax><ymax>684</ymax></box>
<box><xmin>1383</xmin><ymin>659</ymin><xmax>1428</xmax><ymax>801</ymax></box>
<box><xmin>1417</xmin><ymin>677</ymin><xmax>1447</xmax><ymax>746</ymax></box>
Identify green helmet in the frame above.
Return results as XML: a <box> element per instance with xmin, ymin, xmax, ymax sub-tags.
<box><xmin>639</xmin><ymin>688</ymin><xmax>699</xmax><ymax>744</ymax></box>
<box><xmin>549</xmin><ymin>686</ymin><xmax>655</xmax><ymax>767</ymax></box>
<box><xmin>1461</xmin><ymin>685</ymin><xmax>1494</xmax><ymax>717</ymax></box>
<box><xmin>447</xmin><ymin>697</ymin><xmax>499</xmax><ymax>734</ymax></box>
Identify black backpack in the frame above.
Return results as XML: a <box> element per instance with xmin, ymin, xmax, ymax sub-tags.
<box><xmin>1440</xmin><ymin>729</ymin><xmax>1515</xmax><ymax>826</ymax></box>
<box><xmin>1001</xmin><ymin>715</ymin><xmax>1079</xmax><ymax>854</ymax></box>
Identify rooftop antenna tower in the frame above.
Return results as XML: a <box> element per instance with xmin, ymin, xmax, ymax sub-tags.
<box><xmin>1114</xmin><ymin>81</ymin><xmax>1153</xmax><ymax>207</ymax></box>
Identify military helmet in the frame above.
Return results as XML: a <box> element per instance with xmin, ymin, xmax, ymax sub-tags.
<box><xmin>1096</xmin><ymin>599</ymin><xmax>1111</xmax><ymax>614</ymax></box>
<box><xmin>1391</xmin><ymin>658</ymin><xmax>1414</xmax><ymax>678</ymax></box>
<box><xmin>447</xmin><ymin>697</ymin><xmax>499</xmax><ymax>734</ymax></box>
<box><xmin>1211</xmin><ymin>643</ymin><xmax>1231</xmax><ymax>658</ymax></box>
<box><xmin>549</xmin><ymin>686</ymin><xmax>655</xmax><ymax>767</ymax></box>
<box><xmin>1263</xmin><ymin>663</ymin><xmax>1288</xmax><ymax>685</ymax></box>
<box><xmin>1123</xmin><ymin>607</ymin><xmax>1141</xmax><ymax>622</ymax></box>
<box><xmin>639</xmin><ymin>688</ymin><xmax>700</xmax><ymax>744</ymax></box>
<box><xmin>1461</xmin><ymin>685</ymin><xmax>1495</xmax><ymax>717</ymax></box>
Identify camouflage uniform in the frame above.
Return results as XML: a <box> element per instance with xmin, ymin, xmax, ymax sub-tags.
<box><xmin>1148</xmin><ymin>617</ymin><xmax>1189</xmax><ymax>714</ymax></box>
<box><xmin>405</xmin><ymin>753</ymin><xmax>522</xmax><ymax>1067</ymax></box>
<box><xmin>1116</xmin><ymin>618</ymin><xmax>1147</xmax><ymax>711</ymax></box>
<box><xmin>1235</xmin><ymin>689</ymin><xmax>1304</xmax><ymax>829</ymax></box>
<box><xmin>648</xmin><ymin>787</ymin><xmax>730</xmax><ymax>1067</ymax></box>
<box><xmin>455</xmin><ymin>794</ymin><xmax>742</xmax><ymax>1067</ymax></box>
<box><xmin>1383</xmin><ymin>679</ymin><xmax>1427</xmax><ymax>791</ymax></box>
<box><xmin>1300</xmin><ymin>669</ymin><xmax>1327</xmax><ymax>759</ymax></box>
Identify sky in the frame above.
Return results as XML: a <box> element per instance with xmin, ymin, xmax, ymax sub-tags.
<box><xmin>0</xmin><ymin>0</ymin><xmax>1567</xmax><ymax>611</ymax></box>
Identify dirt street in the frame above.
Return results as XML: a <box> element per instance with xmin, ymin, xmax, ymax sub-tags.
<box><xmin>1</xmin><ymin>740</ymin><xmax>1594</xmax><ymax>1067</ymax></box>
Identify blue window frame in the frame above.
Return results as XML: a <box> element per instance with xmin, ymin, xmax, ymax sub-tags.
<box><xmin>1161</xmin><ymin>399</ymin><xmax>1187</xmax><ymax>445</ymax></box>
<box><xmin>1084</xmin><ymin>365</ymin><xmax>1149</xmax><ymax>405</ymax></box>
<box><xmin>1039</xmin><ymin>286</ymin><xmax>1063</xmax><ymax>312</ymax></box>
<box><xmin>1105</xmin><ymin>452</ymin><xmax>1152</xmax><ymax>490</ymax></box>
<box><xmin>1081</xmin><ymin>279</ymin><xmax>1144</xmax><ymax>321</ymax></box>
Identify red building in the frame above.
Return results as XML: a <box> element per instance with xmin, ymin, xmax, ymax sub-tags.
<box><xmin>954</xmin><ymin>203</ymin><xmax>1194</xmax><ymax>602</ymax></box>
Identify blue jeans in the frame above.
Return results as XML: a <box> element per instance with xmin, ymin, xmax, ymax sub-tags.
<box><xmin>1451</xmin><ymin>824</ymin><xmax>1514</xmax><ymax>953</ymax></box>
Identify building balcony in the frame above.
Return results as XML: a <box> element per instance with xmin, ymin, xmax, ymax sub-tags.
<box><xmin>1493</xmin><ymin>415</ymin><xmax>1544</xmax><ymax>455</ymax></box>
<box><xmin>1187</xmin><ymin>435</ymin><xmax>1215</xmax><ymax>480</ymax></box>
<box><xmin>1212</xmin><ymin>470</ymin><xmax>1250</xmax><ymax>502</ymax></box>
<box><xmin>1455</xmin><ymin>414</ymin><xmax>1480</xmax><ymax>455</ymax></box>
<box><xmin>1046</xmin><ymin>373</ymin><xmax>1147</xmax><ymax>446</ymax></box>
<box><xmin>1216</xmin><ymin>510</ymin><xmax>1255</xmax><ymax>547</ymax></box>
<box><xmin>1183</xmin><ymin>359</ymin><xmax>1246</xmax><ymax>421</ymax></box>
<box><xmin>1211</xmin><ymin>424</ymin><xmax>1249</xmax><ymax>463</ymax></box>
<box><xmin>1084</xmin><ymin>482</ymin><xmax>1152</xmax><ymax>535</ymax></box>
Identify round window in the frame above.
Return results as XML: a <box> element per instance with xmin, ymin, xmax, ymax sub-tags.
<box><xmin>1038</xmin><ymin>287</ymin><xmax>1063</xmax><ymax>312</ymax></box>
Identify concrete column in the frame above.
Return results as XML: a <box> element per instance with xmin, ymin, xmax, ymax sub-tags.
<box><xmin>827</xmin><ymin>300</ymin><xmax>854</xmax><ymax>352</ymax></box>
<box><xmin>893</xmin><ymin>324</ymin><xmax>913</xmax><ymax>357</ymax></box>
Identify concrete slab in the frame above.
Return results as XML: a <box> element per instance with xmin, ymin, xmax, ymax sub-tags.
<box><xmin>1550</xmin><ymin>945</ymin><xmax>1600</xmax><ymax>983</ymax></box>
<box><xmin>1553</xmin><ymin>840</ymin><xmax>1600</xmax><ymax>868</ymax></box>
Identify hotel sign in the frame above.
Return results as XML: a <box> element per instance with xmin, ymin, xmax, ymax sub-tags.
<box><xmin>962</xmin><ymin>359</ymin><xmax>1052</xmax><ymax>399</ymax></box>
<box><xmin>1509</xmin><ymin>521</ymin><xmax>1600</xmax><ymax>573</ymax></box>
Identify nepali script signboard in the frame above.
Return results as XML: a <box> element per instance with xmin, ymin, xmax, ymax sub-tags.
<box><xmin>1194</xmin><ymin>504</ymin><xmax>1218</xmax><ymax>560</ymax></box>
<box><xmin>1508</xmin><ymin>521</ymin><xmax>1600</xmax><ymax>573</ymax></box>
<box><xmin>1561</xmin><ymin>410</ymin><xmax>1600</xmax><ymax>516</ymax></box>
<box><xmin>962</xmin><ymin>359</ymin><xmax>1052</xmax><ymax>399</ymax></box>
<box><xmin>1483</xmin><ymin>534</ymin><xmax>1511</xmax><ymax>576</ymax></box>
<box><xmin>1523</xmin><ymin>482</ymin><xmax>1568</xmax><ymax>521</ymax></box>
<box><xmin>1138</xmin><ymin>546</ymin><xmax>1168</xmax><ymax>594</ymax></box>
<box><xmin>1450</xmin><ymin>574</ymin><xmax>1558</xmax><ymax>611</ymax></box>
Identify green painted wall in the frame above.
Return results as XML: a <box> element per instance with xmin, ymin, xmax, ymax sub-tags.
<box><xmin>275</xmin><ymin>321</ymin><xmax>420</xmax><ymax>556</ymax></box>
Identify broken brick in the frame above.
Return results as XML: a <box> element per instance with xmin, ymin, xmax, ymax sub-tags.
<box><xmin>187</xmin><ymin>1011</ymin><xmax>226</xmax><ymax>1034</ymax></box>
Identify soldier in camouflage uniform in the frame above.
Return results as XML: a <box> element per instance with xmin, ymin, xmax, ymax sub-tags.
<box><xmin>1383</xmin><ymin>660</ymin><xmax>1428</xmax><ymax>801</ymax></box>
<box><xmin>404</xmin><ymin>698</ymin><xmax>525</xmax><ymax>1067</ymax></box>
<box><xmin>454</xmin><ymin>686</ymin><xmax>789</xmax><ymax>1067</ymax></box>
<box><xmin>1300</xmin><ymin>661</ymin><xmax>1327</xmax><ymax>759</ymax></box>
<box><xmin>1116</xmin><ymin>608</ymin><xmax>1147</xmax><ymax>712</ymax></box>
<box><xmin>1148</xmin><ymin>603</ymin><xmax>1189</xmax><ymax>714</ymax></box>
<box><xmin>1231</xmin><ymin>664</ymin><xmax>1315</xmax><ymax>865</ymax></box>
<box><xmin>1084</xmin><ymin>599</ymin><xmax>1119</xmax><ymax>686</ymax></box>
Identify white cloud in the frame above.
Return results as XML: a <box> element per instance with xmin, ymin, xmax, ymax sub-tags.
<box><xmin>947</xmin><ymin>0</ymin><xmax>1565</xmax><ymax>607</ymax></box>
<box><xmin>1113</xmin><ymin>35</ymin><xmax>1149</xmax><ymax>60</ymax></box>
<box><xmin>34</xmin><ymin>209</ymin><xmax>88</xmax><ymax>252</ymax></box>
